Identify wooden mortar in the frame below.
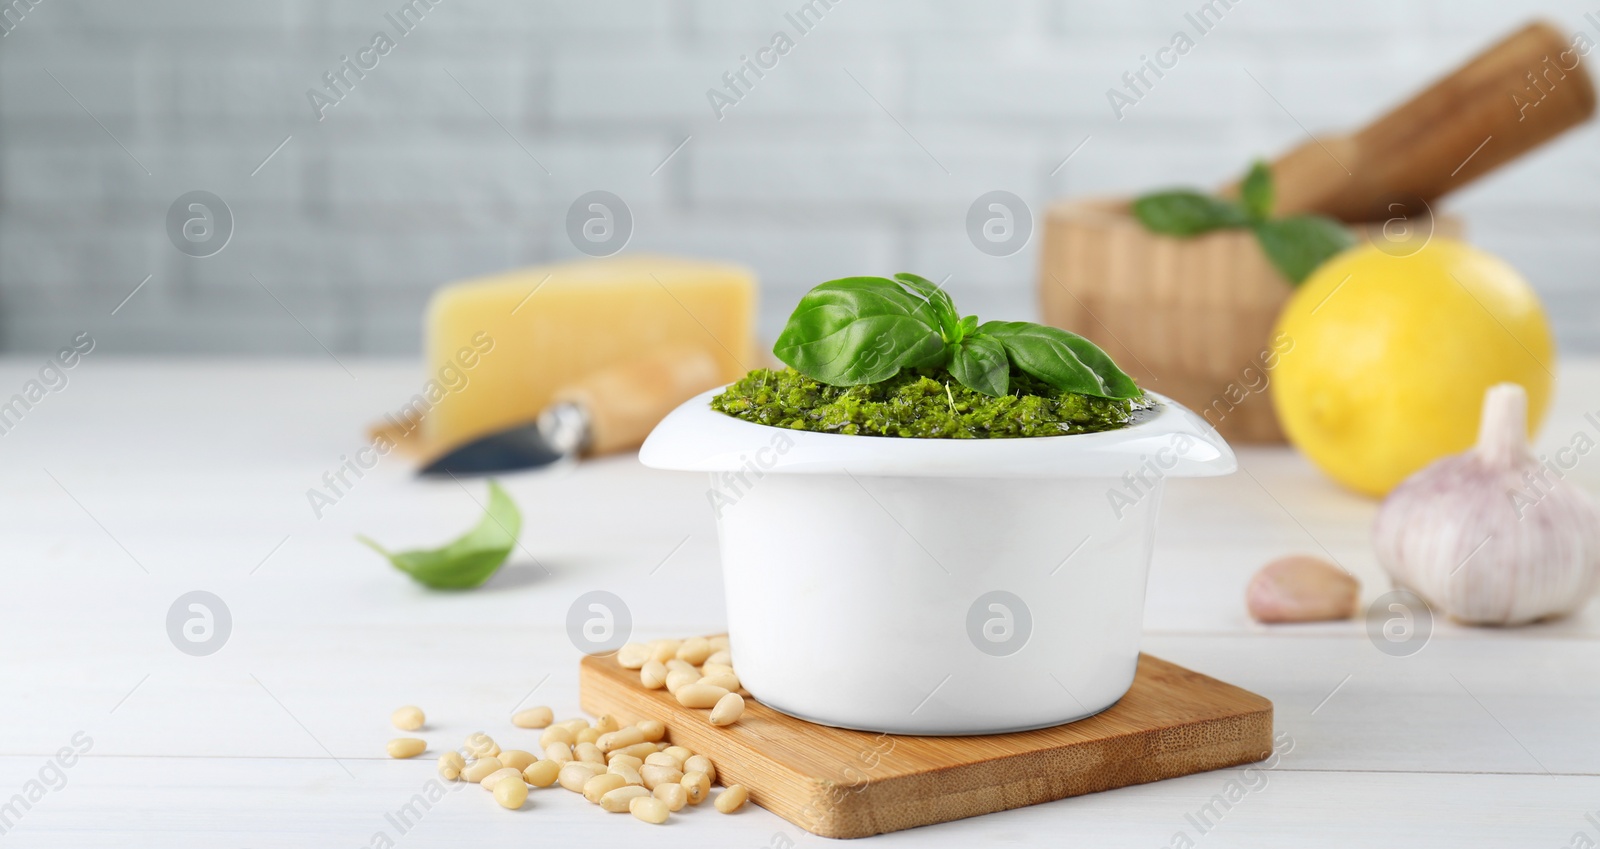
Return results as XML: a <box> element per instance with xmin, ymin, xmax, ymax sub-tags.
<box><xmin>1040</xmin><ymin>202</ymin><xmax>1461</xmax><ymax>442</ymax></box>
<box><xmin>1039</xmin><ymin>21</ymin><xmax>1593</xmax><ymax>443</ymax></box>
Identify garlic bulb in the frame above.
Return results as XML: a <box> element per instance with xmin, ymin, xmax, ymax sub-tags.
<box><xmin>1374</xmin><ymin>383</ymin><xmax>1600</xmax><ymax>625</ymax></box>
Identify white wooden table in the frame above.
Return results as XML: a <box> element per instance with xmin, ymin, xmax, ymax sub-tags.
<box><xmin>1</xmin><ymin>357</ymin><xmax>1595</xmax><ymax>847</ymax></box>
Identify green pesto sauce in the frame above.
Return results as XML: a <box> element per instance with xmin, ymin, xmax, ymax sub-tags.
<box><xmin>710</xmin><ymin>367</ymin><xmax>1145</xmax><ymax>439</ymax></box>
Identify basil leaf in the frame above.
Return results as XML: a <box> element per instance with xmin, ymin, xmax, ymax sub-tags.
<box><xmin>1253</xmin><ymin>215</ymin><xmax>1356</xmax><ymax>285</ymax></box>
<box><xmin>948</xmin><ymin>333</ymin><xmax>1009</xmax><ymax>397</ymax></box>
<box><xmin>893</xmin><ymin>273</ymin><xmax>961</xmax><ymax>341</ymax></box>
<box><xmin>1240</xmin><ymin>160</ymin><xmax>1273</xmax><ymax>223</ymax></box>
<box><xmin>977</xmin><ymin>321</ymin><xmax>1141</xmax><ymax>400</ymax></box>
<box><xmin>358</xmin><ymin>480</ymin><xmax>521</xmax><ymax>589</ymax></box>
<box><xmin>958</xmin><ymin>315</ymin><xmax>978</xmax><ymax>338</ymax></box>
<box><xmin>773</xmin><ymin>277</ymin><xmax>946</xmax><ymax>385</ymax></box>
<box><xmin>1132</xmin><ymin>191</ymin><xmax>1250</xmax><ymax>236</ymax></box>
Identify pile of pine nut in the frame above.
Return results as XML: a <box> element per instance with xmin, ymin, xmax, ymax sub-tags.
<box><xmin>380</xmin><ymin>635</ymin><xmax>752</xmax><ymax>825</ymax></box>
<box><xmin>616</xmin><ymin>636</ymin><xmax>747</xmax><ymax>727</ymax></box>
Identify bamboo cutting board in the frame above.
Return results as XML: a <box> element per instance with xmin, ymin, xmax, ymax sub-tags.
<box><xmin>579</xmin><ymin>651</ymin><xmax>1273</xmax><ymax>838</ymax></box>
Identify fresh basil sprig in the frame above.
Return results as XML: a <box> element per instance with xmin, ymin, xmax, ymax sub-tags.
<box><xmin>773</xmin><ymin>273</ymin><xmax>1139</xmax><ymax>400</ymax></box>
<box><xmin>1132</xmin><ymin>160</ymin><xmax>1355</xmax><ymax>285</ymax></box>
<box><xmin>358</xmin><ymin>480</ymin><xmax>521</xmax><ymax>589</ymax></box>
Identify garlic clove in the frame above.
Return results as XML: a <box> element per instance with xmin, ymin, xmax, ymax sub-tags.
<box><xmin>1373</xmin><ymin>383</ymin><xmax>1600</xmax><ymax>625</ymax></box>
<box><xmin>1246</xmin><ymin>555</ymin><xmax>1360</xmax><ymax>623</ymax></box>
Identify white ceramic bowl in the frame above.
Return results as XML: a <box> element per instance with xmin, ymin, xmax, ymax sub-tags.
<box><xmin>640</xmin><ymin>389</ymin><xmax>1236</xmax><ymax>735</ymax></box>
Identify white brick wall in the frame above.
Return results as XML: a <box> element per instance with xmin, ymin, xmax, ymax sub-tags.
<box><xmin>2</xmin><ymin>0</ymin><xmax>1598</xmax><ymax>354</ymax></box>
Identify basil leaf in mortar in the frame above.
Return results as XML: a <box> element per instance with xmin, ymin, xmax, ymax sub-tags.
<box><xmin>1132</xmin><ymin>191</ymin><xmax>1250</xmax><ymax>236</ymax></box>
<box><xmin>948</xmin><ymin>333</ymin><xmax>1010</xmax><ymax>398</ymax></box>
<box><xmin>359</xmin><ymin>480</ymin><xmax>521</xmax><ymax>589</ymax></box>
<box><xmin>978</xmin><ymin>321</ymin><xmax>1141</xmax><ymax>400</ymax></box>
<box><xmin>773</xmin><ymin>277</ymin><xmax>946</xmax><ymax>386</ymax></box>
<box><xmin>1132</xmin><ymin>158</ymin><xmax>1355</xmax><ymax>287</ymax></box>
<box><xmin>1253</xmin><ymin>215</ymin><xmax>1357</xmax><ymax>285</ymax></box>
<box><xmin>1240</xmin><ymin>160</ymin><xmax>1274</xmax><ymax>223</ymax></box>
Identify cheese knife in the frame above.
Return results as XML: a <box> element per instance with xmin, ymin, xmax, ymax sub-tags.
<box><xmin>419</xmin><ymin>346</ymin><xmax>723</xmax><ymax>476</ymax></box>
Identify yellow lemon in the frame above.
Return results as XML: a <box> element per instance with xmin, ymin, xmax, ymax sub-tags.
<box><xmin>1271</xmin><ymin>237</ymin><xmax>1554</xmax><ymax>497</ymax></box>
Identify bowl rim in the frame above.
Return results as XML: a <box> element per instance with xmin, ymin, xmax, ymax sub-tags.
<box><xmin>639</xmin><ymin>387</ymin><xmax>1237</xmax><ymax>479</ymax></box>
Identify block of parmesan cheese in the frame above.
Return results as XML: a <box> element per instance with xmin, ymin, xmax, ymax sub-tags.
<box><xmin>423</xmin><ymin>255</ymin><xmax>757</xmax><ymax>449</ymax></box>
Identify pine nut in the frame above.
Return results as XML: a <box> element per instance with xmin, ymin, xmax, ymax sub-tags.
<box><xmin>617</xmin><ymin>642</ymin><xmax>651</xmax><ymax>669</ymax></box>
<box><xmin>498</xmin><ymin>749</ymin><xmax>536</xmax><ymax>772</ymax></box>
<box><xmin>387</xmin><ymin>738</ymin><xmax>426</xmax><ymax>759</ymax></box>
<box><xmin>494</xmin><ymin>776</ymin><xmax>528</xmax><ymax>810</ymax></box>
<box><xmin>594</xmin><ymin>714</ymin><xmax>621</xmax><ymax>734</ymax></box>
<box><xmin>512</xmin><ymin>706</ymin><xmax>554</xmax><ymax>729</ymax></box>
<box><xmin>438</xmin><ymin>751</ymin><xmax>465</xmax><ymax>779</ymax></box>
<box><xmin>575</xmin><ymin>726</ymin><xmax>601</xmax><ymax>745</ymax></box>
<box><xmin>664</xmin><ymin>669</ymin><xmax>698</xmax><ymax>694</ymax></box>
<box><xmin>676</xmin><ymin>636</ymin><xmax>712</xmax><ymax>665</ymax></box>
<box><xmin>575</xmin><ymin>742</ymin><xmax>606</xmax><ymax>765</ymax></box>
<box><xmin>607</xmin><ymin>753</ymin><xmax>643</xmax><ymax>771</ymax></box>
<box><xmin>608</xmin><ymin>763</ymin><xmax>643</xmax><ymax>786</ymax></box>
<box><xmin>583</xmin><ymin>773</ymin><xmax>627</xmax><ymax>803</ymax></box>
<box><xmin>460</xmin><ymin>757</ymin><xmax>504</xmax><ymax>783</ymax></box>
<box><xmin>640</xmin><ymin>763</ymin><xmax>683</xmax><ymax>790</ymax></box>
<box><xmin>699</xmin><ymin>672</ymin><xmax>740</xmax><ymax>692</ymax></box>
<box><xmin>683</xmin><ymin>755</ymin><xmax>716</xmax><ymax>783</ymax></box>
<box><xmin>708</xmin><ymin>635</ymin><xmax>730</xmax><ymax>651</ymax></box>
<box><xmin>681</xmin><ymin>771</ymin><xmax>710</xmax><ymax>805</ymax></box>
<box><xmin>465</xmin><ymin>732</ymin><xmax>499</xmax><ymax>758</ymax></box>
<box><xmin>662</xmin><ymin>746</ymin><xmax>693</xmax><ymax>766</ymax></box>
<box><xmin>600</xmin><ymin>785</ymin><xmax>651</xmax><ymax>812</ymax></box>
<box><xmin>706</xmin><ymin>649</ymin><xmax>732</xmax><ymax>666</ymax></box>
<box><xmin>640</xmin><ymin>660</ymin><xmax>668</xmax><ymax>689</ymax></box>
<box><xmin>636</xmin><ymin>719</ymin><xmax>666</xmax><ymax>742</ymax></box>
<box><xmin>675</xmin><ymin>683</ymin><xmax>730</xmax><ymax>709</ymax></box>
<box><xmin>644</xmin><ymin>752</ymin><xmax>679</xmax><ymax>768</ymax></box>
<box><xmin>610</xmin><ymin>742</ymin><xmax>659</xmax><ymax>761</ymax></box>
<box><xmin>653</xmin><ymin>781</ymin><xmax>688</xmax><ymax>811</ymax></box>
<box><xmin>558</xmin><ymin>761</ymin><xmax>607</xmax><ymax>792</ymax></box>
<box><xmin>597</xmin><ymin>726</ymin><xmax>646</xmax><ymax>753</ymax></box>
<box><xmin>479</xmin><ymin>767</ymin><xmax>523</xmax><ymax>790</ymax></box>
<box><xmin>630</xmin><ymin>795</ymin><xmax>670</xmax><ymax>824</ymax></box>
<box><xmin>539</xmin><ymin>725</ymin><xmax>575</xmax><ymax>748</ymax></box>
<box><xmin>665</xmin><ymin>659</ymin><xmax>697</xmax><ymax>675</ymax></box>
<box><xmin>390</xmin><ymin>705</ymin><xmax>425</xmax><ymax>731</ymax></box>
<box><xmin>647</xmin><ymin>640</ymin><xmax>680</xmax><ymax>664</ymax></box>
<box><xmin>700</xmin><ymin>662</ymin><xmax>735</xmax><ymax>678</ymax></box>
<box><xmin>552</xmin><ymin>719</ymin><xmax>586</xmax><ymax>739</ymax></box>
<box><xmin>710</xmin><ymin>692</ymin><xmax>746</xmax><ymax>726</ymax></box>
<box><xmin>715</xmin><ymin>784</ymin><xmax>749</xmax><ymax>813</ymax></box>
<box><xmin>523</xmin><ymin>759</ymin><xmax>560</xmax><ymax>787</ymax></box>
<box><xmin>545</xmin><ymin>741</ymin><xmax>573</xmax><ymax>763</ymax></box>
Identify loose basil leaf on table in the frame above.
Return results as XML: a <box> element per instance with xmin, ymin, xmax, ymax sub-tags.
<box><xmin>977</xmin><ymin>321</ymin><xmax>1141</xmax><ymax>400</ymax></box>
<box><xmin>1252</xmin><ymin>215</ymin><xmax>1356</xmax><ymax>284</ymax></box>
<box><xmin>772</xmin><ymin>277</ymin><xmax>947</xmax><ymax>385</ymax></box>
<box><xmin>1131</xmin><ymin>191</ymin><xmax>1251</xmax><ymax>236</ymax></box>
<box><xmin>1240</xmin><ymin>160</ymin><xmax>1274</xmax><ymax>223</ymax></box>
<box><xmin>358</xmin><ymin>479</ymin><xmax>521</xmax><ymax>589</ymax></box>
<box><xmin>948</xmin><ymin>333</ymin><xmax>1010</xmax><ymax>398</ymax></box>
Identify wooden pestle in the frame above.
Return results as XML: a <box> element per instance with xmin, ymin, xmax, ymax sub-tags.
<box><xmin>1258</xmin><ymin>21</ymin><xmax>1595</xmax><ymax>222</ymax></box>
